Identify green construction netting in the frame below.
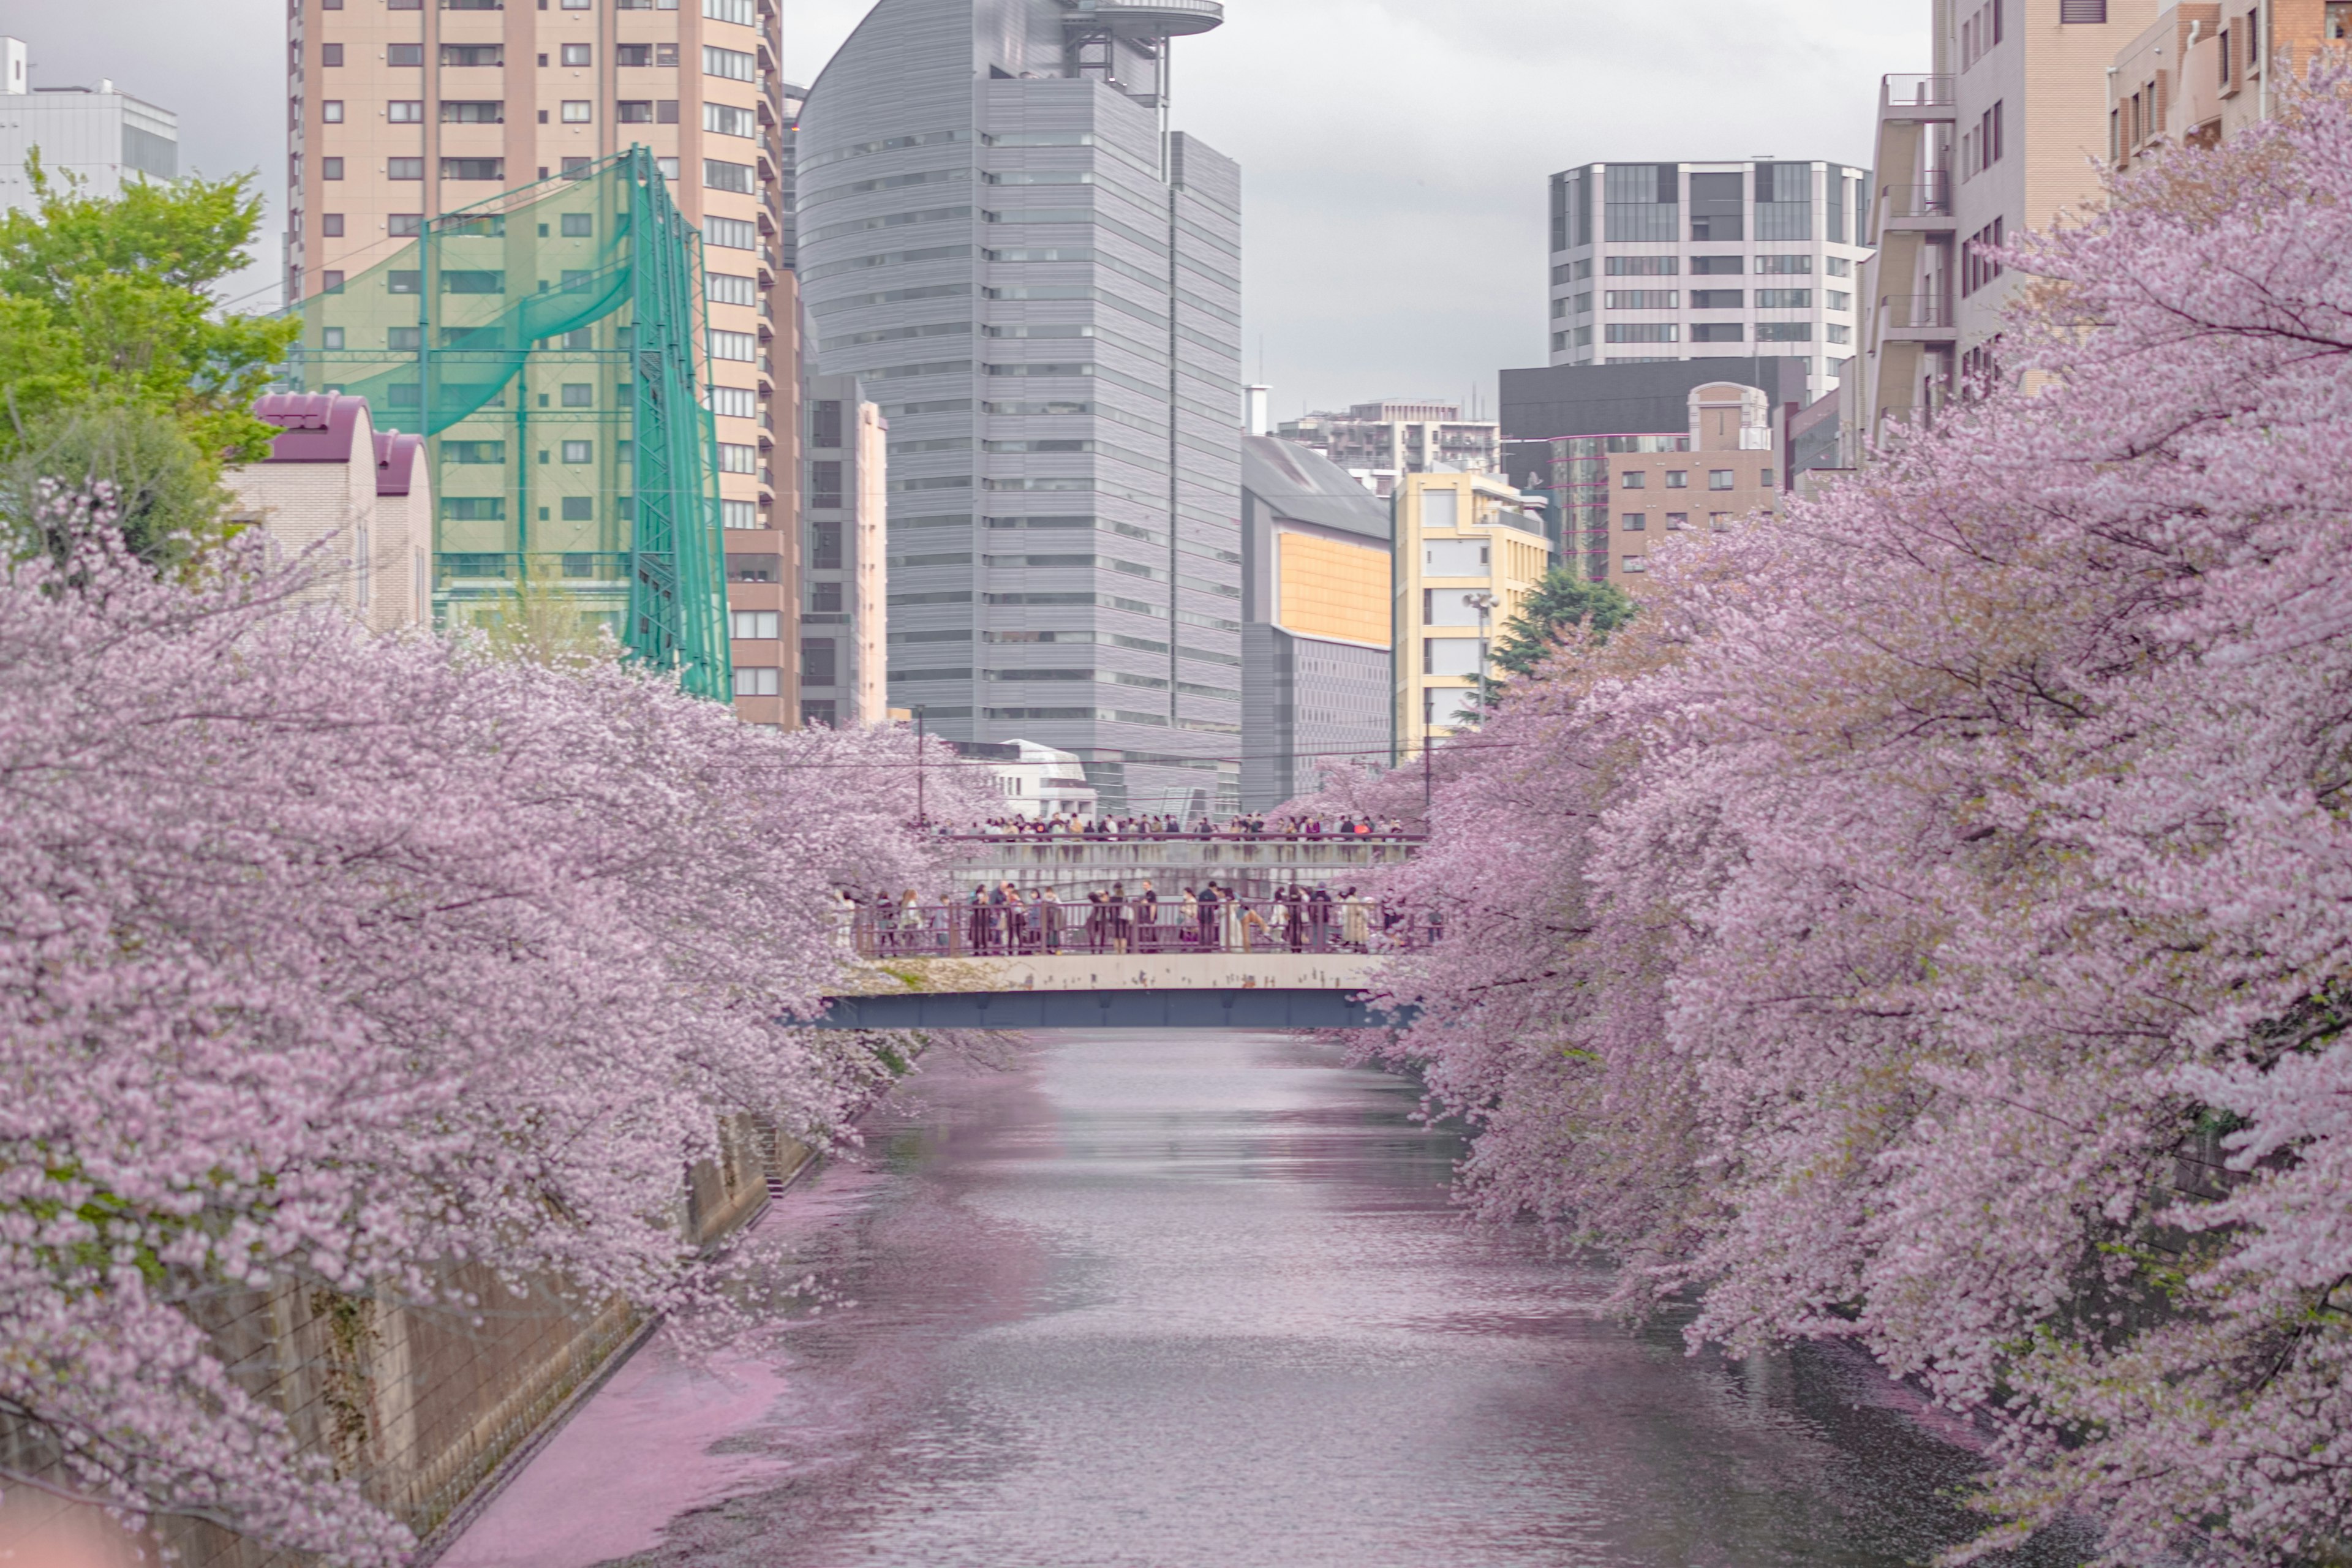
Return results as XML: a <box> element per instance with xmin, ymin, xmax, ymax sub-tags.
<box><xmin>281</xmin><ymin>148</ymin><xmax>731</xmax><ymax>701</ymax></box>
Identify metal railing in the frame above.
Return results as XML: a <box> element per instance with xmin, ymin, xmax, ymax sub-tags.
<box><xmin>946</xmin><ymin>829</ymin><xmax>1425</xmax><ymax>844</ymax></box>
<box><xmin>1882</xmin><ymin>176</ymin><xmax>1953</xmax><ymax>219</ymax></box>
<box><xmin>1883</xmin><ymin>293</ymin><xmax>1955</xmax><ymax>330</ymax></box>
<box><xmin>1882</xmin><ymin>74</ymin><xmax>1957</xmax><ymax>110</ymax></box>
<box><xmin>848</xmin><ymin>897</ymin><xmax>1427</xmax><ymax>959</ymax></box>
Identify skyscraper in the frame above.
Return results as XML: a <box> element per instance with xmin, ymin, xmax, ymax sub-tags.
<box><xmin>797</xmin><ymin>0</ymin><xmax>1243</xmax><ymax>816</ymax></box>
<box><xmin>284</xmin><ymin>0</ymin><xmax>800</xmax><ymax>726</ymax></box>
<box><xmin>1547</xmin><ymin>160</ymin><xmax>1874</xmax><ymax>406</ymax></box>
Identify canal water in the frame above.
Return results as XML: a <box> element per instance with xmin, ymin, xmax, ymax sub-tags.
<box><xmin>442</xmin><ymin>1031</ymin><xmax>2081</xmax><ymax>1568</ymax></box>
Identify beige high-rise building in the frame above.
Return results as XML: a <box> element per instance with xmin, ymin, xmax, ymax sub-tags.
<box><xmin>1391</xmin><ymin>471</ymin><xmax>1551</xmax><ymax>761</ymax></box>
<box><xmin>284</xmin><ymin>0</ymin><xmax>801</xmax><ymax>726</ymax></box>
<box><xmin>1855</xmin><ymin>0</ymin><xmax>2158</xmax><ymax>443</ymax></box>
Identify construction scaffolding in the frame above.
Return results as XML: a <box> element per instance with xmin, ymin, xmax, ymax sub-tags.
<box><xmin>282</xmin><ymin>148</ymin><xmax>731</xmax><ymax>700</ymax></box>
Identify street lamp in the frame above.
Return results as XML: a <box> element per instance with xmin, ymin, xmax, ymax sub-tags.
<box><xmin>1464</xmin><ymin>592</ymin><xmax>1498</xmax><ymax>720</ymax></box>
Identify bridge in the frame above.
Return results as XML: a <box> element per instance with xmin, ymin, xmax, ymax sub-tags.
<box><xmin>812</xmin><ymin>854</ymin><xmax>1428</xmax><ymax>1030</ymax></box>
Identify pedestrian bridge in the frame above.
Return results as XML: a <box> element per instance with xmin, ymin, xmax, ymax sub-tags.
<box><xmin>809</xmin><ymin>892</ymin><xmax>1425</xmax><ymax>1030</ymax></box>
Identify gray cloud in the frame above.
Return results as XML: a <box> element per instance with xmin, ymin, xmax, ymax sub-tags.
<box><xmin>2</xmin><ymin>1</ymin><xmax>1928</xmax><ymax>407</ymax></box>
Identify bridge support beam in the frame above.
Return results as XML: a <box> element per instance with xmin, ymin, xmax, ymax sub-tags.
<box><xmin>809</xmin><ymin>989</ymin><xmax>1419</xmax><ymax>1031</ymax></box>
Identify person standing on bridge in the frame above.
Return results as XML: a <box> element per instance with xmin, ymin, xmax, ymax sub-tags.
<box><xmin>1137</xmin><ymin>880</ymin><xmax>1161</xmax><ymax>953</ymax></box>
<box><xmin>1180</xmin><ymin>886</ymin><xmax>1200</xmax><ymax>949</ymax></box>
<box><xmin>1039</xmin><ymin>886</ymin><xmax>1063</xmax><ymax>952</ymax></box>
<box><xmin>1194</xmin><ymin>882</ymin><xmax>1219</xmax><ymax>949</ymax></box>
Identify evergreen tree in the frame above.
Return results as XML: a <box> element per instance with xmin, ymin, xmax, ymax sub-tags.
<box><xmin>1487</xmin><ymin>568</ymin><xmax>1638</xmax><ymax>679</ymax></box>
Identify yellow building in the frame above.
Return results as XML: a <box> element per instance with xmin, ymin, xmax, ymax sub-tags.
<box><xmin>1393</xmin><ymin>471</ymin><xmax>1553</xmax><ymax>760</ymax></box>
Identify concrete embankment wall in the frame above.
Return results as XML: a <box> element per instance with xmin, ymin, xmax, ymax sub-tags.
<box><xmin>0</xmin><ymin>1116</ymin><xmax>811</xmax><ymax>1567</ymax></box>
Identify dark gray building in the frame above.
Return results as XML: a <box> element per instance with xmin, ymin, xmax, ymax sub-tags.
<box><xmin>797</xmin><ymin>0</ymin><xmax>1242</xmax><ymax>815</ymax></box>
<box><xmin>1239</xmin><ymin>435</ymin><xmax>1392</xmax><ymax>811</ymax></box>
<box><xmin>1499</xmin><ymin>358</ymin><xmax>1811</xmax><ymax>576</ymax></box>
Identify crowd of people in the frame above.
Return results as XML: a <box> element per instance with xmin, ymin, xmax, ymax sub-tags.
<box><xmin>859</xmin><ymin>881</ymin><xmax>1401</xmax><ymax>956</ymax></box>
<box><xmin>961</xmin><ymin>813</ymin><xmax>1415</xmax><ymax>840</ymax></box>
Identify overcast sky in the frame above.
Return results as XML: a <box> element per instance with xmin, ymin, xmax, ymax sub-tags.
<box><xmin>3</xmin><ymin>0</ymin><xmax>1927</xmax><ymax>411</ymax></box>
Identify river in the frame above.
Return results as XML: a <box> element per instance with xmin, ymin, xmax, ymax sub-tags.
<box><xmin>439</xmin><ymin>1030</ymin><xmax>2082</xmax><ymax>1568</ymax></box>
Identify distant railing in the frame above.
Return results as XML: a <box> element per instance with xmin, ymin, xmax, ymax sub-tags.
<box><xmin>847</xmin><ymin>897</ymin><xmax>1428</xmax><ymax>959</ymax></box>
<box><xmin>1882</xmin><ymin>74</ymin><xmax>1957</xmax><ymax>110</ymax></box>
<box><xmin>1883</xmin><ymin>293</ymin><xmax>1955</xmax><ymax>330</ymax></box>
<box><xmin>944</xmin><ymin>829</ymin><xmax>1427</xmax><ymax>845</ymax></box>
<box><xmin>1883</xmin><ymin>176</ymin><xmax>1953</xmax><ymax>219</ymax></box>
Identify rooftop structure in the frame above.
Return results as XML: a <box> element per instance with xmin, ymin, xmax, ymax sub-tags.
<box><xmin>0</xmin><ymin>37</ymin><xmax>178</xmax><ymax>213</ymax></box>
<box><xmin>1271</xmin><ymin>400</ymin><xmax>1500</xmax><ymax>499</ymax></box>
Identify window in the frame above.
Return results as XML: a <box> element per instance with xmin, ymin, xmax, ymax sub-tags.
<box><xmin>1666</xmin><ymin>513</ymin><xmax>1689</xmax><ymax>529</ymax></box>
<box><xmin>706</xmin><ymin>215</ymin><xmax>756</xmax><ymax>250</ymax></box>
<box><xmin>707</xmin><ymin>271</ymin><xmax>756</xmax><ymax>306</ymax></box>
<box><xmin>1709</xmin><ymin>470</ymin><xmax>1736</xmax><ymax>491</ymax></box>
<box><xmin>1757</xmin><ymin>288</ymin><xmax>1812</xmax><ymax>308</ymax></box>
<box><xmin>704</xmin><ymin>159</ymin><xmax>753</xmax><ymax>193</ymax></box>
<box><xmin>1753</xmin><ymin>162</ymin><xmax>1813</xmax><ymax>242</ymax></box>
<box><xmin>559</xmin><ymin>497</ymin><xmax>594</xmax><ymax>523</ymax></box>
<box><xmin>385</xmin><ymin>213</ymin><xmax>421</xmax><ymax>236</ymax></box>
<box><xmin>1692</xmin><ymin>288</ymin><xmax>1743</xmax><ymax>309</ymax></box>
<box><xmin>617</xmin><ymin>100</ymin><xmax>654</xmax><ymax>123</ymax></box>
<box><xmin>554</xmin><ymin>99</ymin><xmax>588</xmax><ymax>123</ymax></box>
<box><xmin>1756</xmin><ymin>322</ymin><xmax>1812</xmax><ymax>342</ymax></box>
<box><xmin>388</xmin><ymin>326</ymin><xmax>421</xmax><ymax>349</ymax></box>
<box><xmin>709</xmin><ymin>328</ymin><xmax>757</xmax><ymax>361</ymax></box>
<box><xmin>810</xmin><ymin>581</ymin><xmax>844</xmax><ymax>613</ymax></box>
<box><xmin>561</xmin><ymin>43</ymin><xmax>592</xmax><ymax>66</ymax></box>
<box><xmin>1621</xmin><ymin>513</ymin><xmax>1646</xmax><ymax>530</ymax></box>
<box><xmin>321</xmin><ymin>326</ymin><xmax>345</xmax><ymax>350</ymax></box>
<box><xmin>388</xmin><ymin>43</ymin><xmax>424</xmax><ymax>66</ymax></box>
<box><xmin>1963</xmin><ymin>217</ymin><xmax>2007</xmax><ymax>295</ymax></box>
<box><xmin>388</xmin><ymin>157</ymin><xmax>424</xmax><ymax>180</ymax></box>
<box><xmin>656</xmin><ymin>157</ymin><xmax>680</xmax><ymax>181</ymax></box>
<box><xmin>718</xmin><ymin>442</ymin><xmax>758</xmax><ymax>473</ymax></box>
<box><xmin>617</xmin><ymin>43</ymin><xmax>651</xmax><ymax>66</ymax></box>
<box><xmin>321</xmin><ymin>43</ymin><xmax>344</xmax><ymax>64</ymax></box>
<box><xmin>706</xmin><ymin>0</ymin><xmax>755</xmax><ymax>21</ymax></box>
<box><xmin>445</xmin><ymin>441</ymin><xmax>503</xmax><ymax>464</ymax></box>
<box><xmin>1423</xmin><ymin>638</ymin><xmax>1485</xmax><ymax>677</ymax></box>
<box><xmin>1756</xmin><ymin>255</ymin><xmax>1813</xmax><ymax>275</ymax></box>
<box><xmin>722</xmin><ymin>499</ymin><xmax>759</xmax><ymax>530</ymax></box>
<box><xmin>1689</xmin><ymin>170</ymin><xmax>1744</xmax><ymax>241</ymax></box>
<box><xmin>810</xmin><ymin>459</ymin><xmax>843</xmax><ymax>506</ymax></box>
<box><xmin>1760</xmin><ymin>469</ymin><xmax>1776</xmax><ymax>488</ymax></box>
<box><xmin>388</xmin><ymin>100</ymin><xmax>423</xmax><ymax>123</ymax></box>
<box><xmin>1826</xmin><ymin>256</ymin><xmax>1852</xmax><ymax>277</ymax></box>
<box><xmin>704</xmin><ymin>45</ymin><xmax>756</xmax><ymax>81</ymax></box>
<box><xmin>657</xmin><ymin>46</ymin><xmax>680</xmax><ymax>67</ymax></box>
<box><xmin>732</xmin><ymin>609</ymin><xmax>780</xmax><ymax>640</ymax></box>
<box><xmin>709</xmin><ymin>385</ymin><xmax>756</xmax><ymax>419</ymax></box>
<box><xmin>1603</xmin><ymin>163</ymin><xmax>1678</xmax><ymax>243</ymax></box>
<box><xmin>322</xmin><ymin>99</ymin><xmax>345</xmax><ymax>122</ymax></box>
<box><xmin>809</xmin><ymin>523</ymin><xmax>843</xmax><ymax>569</ymax></box>
<box><xmin>1665</xmin><ymin>471</ymin><xmax>1688</xmax><ymax>489</ymax></box>
<box><xmin>734</xmin><ymin>666</ymin><xmax>780</xmax><ymax>697</ymax></box>
<box><xmin>1826</xmin><ymin>290</ymin><xmax>1852</xmax><ymax>311</ymax></box>
<box><xmin>443</xmin><ymin>0</ymin><xmax>502</xmax><ymax>7</ymax></box>
<box><xmin>2059</xmin><ymin>0</ymin><xmax>2106</xmax><ymax>18</ymax></box>
<box><xmin>562</xmin><ymin>440</ymin><xmax>593</xmax><ymax>464</ymax></box>
<box><xmin>561</xmin><ymin>384</ymin><xmax>594</xmax><ymax>408</ymax></box>
<box><xmin>1604</xmin><ymin>255</ymin><xmax>1678</xmax><ymax>276</ymax></box>
<box><xmin>322</xmin><ymin>213</ymin><xmax>345</xmax><ymax>237</ymax></box>
<box><xmin>1827</xmin><ymin>323</ymin><xmax>1853</xmax><ymax>344</ymax></box>
<box><xmin>810</xmin><ymin>401</ymin><xmax>843</xmax><ymax>448</ymax></box>
<box><xmin>2331</xmin><ymin>2</ymin><xmax>2351</xmax><ymax>39</ymax></box>
<box><xmin>322</xmin><ymin>157</ymin><xmax>344</xmax><ymax>179</ymax></box>
<box><xmin>442</xmin><ymin>100</ymin><xmax>502</xmax><ymax>123</ymax></box>
<box><xmin>1621</xmin><ymin>471</ymin><xmax>1646</xmax><ymax>489</ymax></box>
<box><xmin>320</xmin><ymin>271</ymin><xmax>344</xmax><ymax>293</ymax></box>
<box><xmin>1621</xmin><ymin>555</ymin><xmax>1648</xmax><ymax>573</ymax></box>
<box><xmin>440</xmin><ymin>43</ymin><xmax>500</xmax><ymax>66</ymax></box>
<box><xmin>1604</xmin><ymin>290</ymin><xmax>1679</xmax><ymax>309</ymax></box>
<box><xmin>706</xmin><ymin>102</ymin><xmax>755</xmax><ymax>137</ymax></box>
<box><xmin>1606</xmin><ymin>323</ymin><xmax>1680</xmax><ymax>343</ymax></box>
<box><xmin>1692</xmin><ymin>323</ymin><xmax>1744</xmax><ymax>342</ymax></box>
<box><xmin>443</xmin><ymin>497</ymin><xmax>505</xmax><ymax>521</ymax></box>
<box><xmin>442</xmin><ymin>158</ymin><xmax>504</xmax><ymax>181</ymax></box>
<box><xmin>1690</xmin><ymin>255</ymin><xmax>1744</xmax><ymax>276</ymax></box>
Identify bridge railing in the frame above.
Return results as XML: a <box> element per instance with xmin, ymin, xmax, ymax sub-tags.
<box><xmin>848</xmin><ymin>898</ymin><xmax>1433</xmax><ymax>959</ymax></box>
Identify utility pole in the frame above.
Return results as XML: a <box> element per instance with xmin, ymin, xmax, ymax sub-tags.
<box><xmin>915</xmin><ymin>705</ymin><xmax>927</xmax><ymax>828</ymax></box>
<box><xmin>1467</xmin><ymin>592</ymin><xmax>1498</xmax><ymax>718</ymax></box>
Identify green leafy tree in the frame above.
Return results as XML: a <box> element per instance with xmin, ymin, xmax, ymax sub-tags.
<box><xmin>0</xmin><ymin>155</ymin><xmax>298</xmax><ymax>559</ymax></box>
<box><xmin>1488</xmin><ymin>568</ymin><xmax>1638</xmax><ymax>680</ymax></box>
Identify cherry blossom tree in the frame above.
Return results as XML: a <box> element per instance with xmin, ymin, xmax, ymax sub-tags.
<box><xmin>0</xmin><ymin>492</ymin><xmax>987</xmax><ymax>1562</ymax></box>
<box><xmin>1317</xmin><ymin>69</ymin><xmax>2352</xmax><ymax>1566</ymax></box>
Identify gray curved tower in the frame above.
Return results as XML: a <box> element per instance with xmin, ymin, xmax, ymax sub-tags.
<box><xmin>799</xmin><ymin>0</ymin><xmax>1242</xmax><ymax>815</ymax></box>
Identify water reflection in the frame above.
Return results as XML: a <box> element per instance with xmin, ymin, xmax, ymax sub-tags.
<box><xmin>584</xmin><ymin>1030</ymin><xmax>2078</xmax><ymax>1567</ymax></box>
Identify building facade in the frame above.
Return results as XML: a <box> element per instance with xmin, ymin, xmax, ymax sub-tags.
<box><xmin>2111</xmin><ymin>2</ymin><xmax>2344</xmax><ymax>170</ymax></box>
<box><xmin>1392</xmin><ymin>470</ymin><xmax>1551</xmax><ymax>761</ymax></box>
<box><xmin>1547</xmin><ymin>159</ymin><xmax>1874</xmax><ymax>407</ymax></box>
<box><xmin>0</xmin><ymin>39</ymin><xmax>178</xmax><ymax>212</ymax></box>
<box><xmin>1271</xmin><ymin>400</ymin><xmax>1500</xmax><ymax>499</ymax></box>
<box><xmin>1238</xmin><ymin>434</ymin><xmax>1392</xmax><ymax>812</ymax></box>
<box><xmin>227</xmin><ymin>392</ymin><xmax>434</xmax><ymax>633</ymax></box>
<box><xmin>796</xmin><ymin>0</ymin><xmax>1244</xmax><ymax>817</ymax></box>
<box><xmin>283</xmin><ymin>0</ymin><xmax>800</xmax><ymax>725</ymax></box>
<box><xmin>1499</xmin><ymin>357</ymin><xmax>1807</xmax><ymax>581</ymax></box>
<box><xmin>796</xmin><ymin>371</ymin><xmax>888</xmax><ymax>727</ymax></box>
<box><xmin>1857</xmin><ymin>0</ymin><xmax>2157</xmax><ymax>443</ymax></box>
<box><xmin>1600</xmin><ymin>381</ymin><xmax>1784</xmax><ymax>590</ymax></box>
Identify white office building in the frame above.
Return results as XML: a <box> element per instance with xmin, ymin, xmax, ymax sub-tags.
<box><xmin>1547</xmin><ymin>160</ymin><xmax>1872</xmax><ymax>404</ymax></box>
<box><xmin>0</xmin><ymin>39</ymin><xmax>177</xmax><ymax>213</ymax></box>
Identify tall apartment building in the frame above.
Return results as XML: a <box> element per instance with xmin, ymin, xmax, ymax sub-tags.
<box><xmin>1238</xmin><ymin>433</ymin><xmax>1392</xmax><ymax>811</ymax></box>
<box><xmin>0</xmin><ymin>38</ymin><xmax>179</xmax><ymax>213</ymax></box>
<box><xmin>1499</xmin><ymin>357</ymin><xmax>1808</xmax><ymax>579</ymax></box>
<box><xmin>797</xmin><ymin>371</ymin><xmax>887</xmax><ymax>727</ymax></box>
<box><xmin>1856</xmin><ymin>0</ymin><xmax>2156</xmax><ymax>443</ymax></box>
<box><xmin>1392</xmin><ymin>470</ymin><xmax>1551</xmax><ymax>761</ymax></box>
<box><xmin>797</xmin><ymin>0</ymin><xmax>1244</xmax><ymax>818</ymax></box>
<box><xmin>1547</xmin><ymin>160</ymin><xmax>1874</xmax><ymax>407</ymax></box>
<box><xmin>1272</xmin><ymin>400</ymin><xmax>1500</xmax><ymax>499</ymax></box>
<box><xmin>2111</xmin><ymin>2</ymin><xmax>2345</xmax><ymax>170</ymax></box>
<box><xmin>284</xmin><ymin>0</ymin><xmax>801</xmax><ymax>726</ymax></box>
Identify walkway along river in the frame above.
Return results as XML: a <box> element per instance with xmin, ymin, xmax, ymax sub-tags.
<box><xmin>439</xmin><ymin>1031</ymin><xmax>2084</xmax><ymax>1568</ymax></box>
